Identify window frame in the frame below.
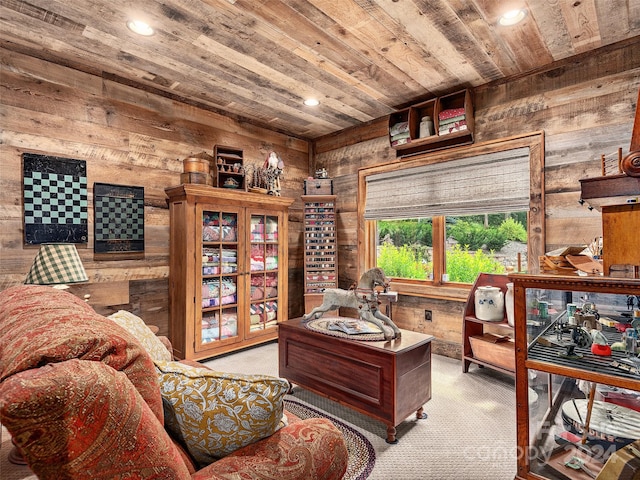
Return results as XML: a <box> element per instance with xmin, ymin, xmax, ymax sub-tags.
<box><xmin>357</xmin><ymin>132</ymin><xmax>545</xmax><ymax>297</ymax></box>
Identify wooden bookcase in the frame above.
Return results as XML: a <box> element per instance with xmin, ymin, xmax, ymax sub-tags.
<box><xmin>302</xmin><ymin>195</ymin><xmax>338</xmax><ymax>313</ymax></box>
<box><xmin>389</xmin><ymin>89</ymin><xmax>474</xmax><ymax>157</ymax></box>
<box><xmin>213</xmin><ymin>145</ymin><xmax>246</xmax><ymax>190</ymax></box>
<box><xmin>165</xmin><ymin>184</ymin><xmax>293</xmax><ymax>360</ymax></box>
<box><xmin>462</xmin><ymin>273</ymin><xmax>514</xmax><ymax>376</ymax></box>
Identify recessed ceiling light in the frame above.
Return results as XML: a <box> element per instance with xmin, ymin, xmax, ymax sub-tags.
<box><xmin>499</xmin><ymin>9</ymin><xmax>527</xmax><ymax>26</ymax></box>
<box><xmin>304</xmin><ymin>98</ymin><xmax>320</xmax><ymax>106</ymax></box>
<box><xmin>127</xmin><ymin>20</ymin><xmax>155</xmax><ymax>36</ymax></box>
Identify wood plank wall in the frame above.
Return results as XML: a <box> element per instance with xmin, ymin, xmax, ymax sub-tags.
<box><xmin>313</xmin><ymin>40</ymin><xmax>640</xmax><ymax>357</ymax></box>
<box><xmin>1</xmin><ymin>40</ymin><xmax>638</xmax><ymax>357</ymax></box>
<box><xmin>0</xmin><ymin>46</ymin><xmax>311</xmax><ymax>336</ymax></box>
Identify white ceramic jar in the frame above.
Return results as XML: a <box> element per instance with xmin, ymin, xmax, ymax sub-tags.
<box><xmin>419</xmin><ymin>116</ymin><xmax>434</xmax><ymax>138</ymax></box>
<box><xmin>474</xmin><ymin>286</ymin><xmax>505</xmax><ymax>322</ymax></box>
<box><xmin>505</xmin><ymin>282</ymin><xmax>515</xmax><ymax>327</ymax></box>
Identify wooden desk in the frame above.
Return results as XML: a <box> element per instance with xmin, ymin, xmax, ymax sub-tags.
<box><xmin>278</xmin><ymin>317</ymin><xmax>433</xmax><ymax>443</ymax></box>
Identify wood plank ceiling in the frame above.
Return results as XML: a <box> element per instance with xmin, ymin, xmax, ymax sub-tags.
<box><xmin>1</xmin><ymin>0</ymin><xmax>639</xmax><ymax>139</ymax></box>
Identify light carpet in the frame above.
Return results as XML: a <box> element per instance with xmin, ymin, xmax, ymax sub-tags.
<box><xmin>207</xmin><ymin>342</ymin><xmax>518</xmax><ymax>480</ymax></box>
<box><xmin>1</xmin><ymin>342</ymin><xmax>517</xmax><ymax>480</ymax></box>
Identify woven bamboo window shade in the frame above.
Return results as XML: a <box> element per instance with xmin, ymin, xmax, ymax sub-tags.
<box><xmin>364</xmin><ymin>147</ymin><xmax>531</xmax><ymax>220</ymax></box>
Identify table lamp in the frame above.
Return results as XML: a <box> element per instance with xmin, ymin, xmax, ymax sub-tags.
<box><xmin>24</xmin><ymin>243</ymin><xmax>88</xmax><ymax>288</ymax></box>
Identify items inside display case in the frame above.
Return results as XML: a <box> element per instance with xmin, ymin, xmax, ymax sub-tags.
<box><xmin>249</xmin><ymin>214</ymin><xmax>280</xmax><ymax>333</ymax></box>
<box><xmin>200</xmin><ymin>210</ymin><xmax>240</xmax><ymax>344</ymax></box>
<box><xmin>524</xmin><ymin>288</ymin><xmax>640</xmax><ymax>376</ymax></box>
<box><xmin>527</xmin><ymin>373</ymin><xmax>640</xmax><ymax>480</ymax></box>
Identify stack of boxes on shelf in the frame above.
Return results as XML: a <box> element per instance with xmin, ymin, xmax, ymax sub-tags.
<box><xmin>438</xmin><ymin>107</ymin><xmax>468</xmax><ymax>136</ymax></box>
<box><xmin>181</xmin><ymin>152</ymin><xmax>215</xmax><ymax>185</ymax></box>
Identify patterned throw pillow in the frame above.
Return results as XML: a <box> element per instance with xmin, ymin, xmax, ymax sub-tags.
<box><xmin>108</xmin><ymin>310</ymin><xmax>172</xmax><ymax>362</ymax></box>
<box><xmin>154</xmin><ymin>360</ymin><xmax>290</xmax><ymax>467</ymax></box>
<box><xmin>0</xmin><ymin>285</ymin><xmax>163</xmax><ymax>423</ymax></box>
<box><xmin>0</xmin><ymin>359</ymin><xmax>191</xmax><ymax>480</ymax></box>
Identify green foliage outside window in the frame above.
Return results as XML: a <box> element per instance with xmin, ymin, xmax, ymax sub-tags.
<box><xmin>498</xmin><ymin>217</ymin><xmax>527</xmax><ymax>242</ymax></box>
<box><xmin>376</xmin><ymin>215</ymin><xmax>525</xmax><ymax>283</ymax></box>
<box><xmin>445</xmin><ymin>244</ymin><xmax>506</xmax><ymax>283</ymax></box>
<box><xmin>377</xmin><ymin>243</ymin><xmax>429</xmax><ymax>280</ymax></box>
<box><xmin>378</xmin><ymin>219</ymin><xmax>432</xmax><ymax>247</ymax></box>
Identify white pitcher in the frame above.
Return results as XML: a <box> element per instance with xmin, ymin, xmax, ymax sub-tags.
<box><xmin>474</xmin><ymin>286</ymin><xmax>505</xmax><ymax>322</ymax></box>
<box><xmin>505</xmin><ymin>282</ymin><xmax>515</xmax><ymax>327</ymax></box>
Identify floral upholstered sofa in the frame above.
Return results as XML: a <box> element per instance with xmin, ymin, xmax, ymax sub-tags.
<box><xmin>0</xmin><ymin>285</ymin><xmax>348</xmax><ymax>479</ymax></box>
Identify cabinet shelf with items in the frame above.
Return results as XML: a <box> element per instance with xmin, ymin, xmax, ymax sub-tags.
<box><xmin>388</xmin><ymin>89</ymin><xmax>474</xmax><ymax>157</ymax></box>
<box><xmin>302</xmin><ymin>195</ymin><xmax>338</xmax><ymax>313</ymax></box>
<box><xmin>165</xmin><ymin>184</ymin><xmax>293</xmax><ymax>361</ymax></box>
<box><xmin>213</xmin><ymin>145</ymin><xmax>246</xmax><ymax>190</ymax></box>
<box><xmin>462</xmin><ymin>273</ymin><xmax>515</xmax><ymax>375</ymax></box>
<box><xmin>511</xmin><ymin>274</ymin><xmax>640</xmax><ymax>480</ymax></box>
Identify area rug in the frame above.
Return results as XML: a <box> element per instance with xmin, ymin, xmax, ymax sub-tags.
<box><xmin>284</xmin><ymin>398</ymin><xmax>376</xmax><ymax>480</ymax></box>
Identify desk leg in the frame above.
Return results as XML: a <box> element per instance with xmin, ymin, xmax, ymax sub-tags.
<box><xmin>386</xmin><ymin>425</ymin><xmax>398</xmax><ymax>444</ymax></box>
<box><xmin>416</xmin><ymin>407</ymin><xmax>427</xmax><ymax>420</ymax></box>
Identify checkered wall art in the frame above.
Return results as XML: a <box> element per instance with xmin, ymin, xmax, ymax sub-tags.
<box><xmin>94</xmin><ymin>183</ymin><xmax>145</xmax><ymax>255</ymax></box>
<box><xmin>22</xmin><ymin>153</ymin><xmax>88</xmax><ymax>244</ymax></box>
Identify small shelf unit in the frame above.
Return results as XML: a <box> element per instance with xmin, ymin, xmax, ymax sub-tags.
<box><xmin>302</xmin><ymin>194</ymin><xmax>338</xmax><ymax>313</ymax></box>
<box><xmin>213</xmin><ymin>145</ymin><xmax>246</xmax><ymax>191</ymax></box>
<box><xmin>389</xmin><ymin>89</ymin><xmax>474</xmax><ymax>158</ymax></box>
<box><xmin>462</xmin><ymin>273</ymin><xmax>514</xmax><ymax>376</ymax></box>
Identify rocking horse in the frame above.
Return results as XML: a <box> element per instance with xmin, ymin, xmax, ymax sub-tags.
<box><xmin>303</xmin><ymin>267</ymin><xmax>401</xmax><ymax>340</ymax></box>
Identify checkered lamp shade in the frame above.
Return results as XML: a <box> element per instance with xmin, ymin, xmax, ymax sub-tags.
<box><xmin>25</xmin><ymin>244</ymin><xmax>88</xmax><ymax>285</ymax></box>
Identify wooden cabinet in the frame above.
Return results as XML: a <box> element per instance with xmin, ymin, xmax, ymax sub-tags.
<box><xmin>511</xmin><ymin>274</ymin><xmax>640</xmax><ymax>480</ymax></box>
<box><xmin>389</xmin><ymin>89</ymin><xmax>474</xmax><ymax>157</ymax></box>
<box><xmin>462</xmin><ymin>273</ymin><xmax>515</xmax><ymax>375</ymax></box>
<box><xmin>165</xmin><ymin>184</ymin><xmax>293</xmax><ymax>360</ymax></box>
<box><xmin>213</xmin><ymin>145</ymin><xmax>246</xmax><ymax>190</ymax></box>
<box><xmin>579</xmin><ymin>174</ymin><xmax>640</xmax><ymax>277</ymax></box>
<box><xmin>279</xmin><ymin>317</ymin><xmax>433</xmax><ymax>444</ymax></box>
<box><xmin>302</xmin><ymin>195</ymin><xmax>338</xmax><ymax>312</ymax></box>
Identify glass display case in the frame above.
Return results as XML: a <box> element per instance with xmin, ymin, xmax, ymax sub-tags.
<box><xmin>166</xmin><ymin>184</ymin><xmax>293</xmax><ymax>361</ymax></box>
<box><xmin>511</xmin><ymin>274</ymin><xmax>640</xmax><ymax>480</ymax></box>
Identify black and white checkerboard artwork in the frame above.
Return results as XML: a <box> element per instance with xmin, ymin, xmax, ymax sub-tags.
<box><xmin>22</xmin><ymin>153</ymin><xmax>88</xmax><ymax>244</ymax></box>
<box><xmin>94</xmin><ymin>183</ymin><xmax>144</xmax><ymax>253</ymax></box>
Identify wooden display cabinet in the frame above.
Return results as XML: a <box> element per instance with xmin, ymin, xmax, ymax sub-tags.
<box><xmin>213</xmin><ymin>145</ymin><xmax>246</xmax><ymax>190</ymax></box>
<box><xmin>165</xmin><ymin>184</ymin><xmax>293</xmax><ymax>360</ymax></box>
<box><xmin>302</xmin><ymin>195</ymin><xmax>338</xmax><ymax>312</ymax></box>
<box><xmin>511</xmin><ymin>274</ymin><xmax>640</xmax><ymax>480</ymax></box>
<box><xmin>462</xmin><ymin>273</ymin><xmax>515</xmax><ymax>375</ymax></box>
<box><xmin>388</xmin><ymin>89</ymin><xmax>474</xmax><ymax>157</ymax></box>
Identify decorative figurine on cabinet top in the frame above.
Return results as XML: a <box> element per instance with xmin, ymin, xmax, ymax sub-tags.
<box><xmin>264</xmin><ymin>151</ymin><xmax>284</xmax><ymax>196</ymax></box>
<box><xmin>303</xmin><ymin>267</ymin><xmax>401</xmax><ymax>340</ymax></box>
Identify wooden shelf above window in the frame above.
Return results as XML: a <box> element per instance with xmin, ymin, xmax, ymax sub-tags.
<box><xmin>388</xmin><ymin>89</ymin><xmax>475</xmax><ymax>158</ymax></box>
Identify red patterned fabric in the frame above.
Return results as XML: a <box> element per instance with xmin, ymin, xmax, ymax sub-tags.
<box><xmin>192</xmin><ymin>417</ymin><xmax>348</xmax><ymax>480</ymax></box>
<box><xmin>0</xmin><ymin>285</ymin><xmax>163</xmax><ymax>422</ymax></box>
<box><xmin>0</xmin><ymin>359</ymin><xmax>191</xmax><ymax>479</ymax></box>
<box><xmin>0</xmin><ymin>285</ymin><xmax>349</xmax><ymax>479</ymax></box>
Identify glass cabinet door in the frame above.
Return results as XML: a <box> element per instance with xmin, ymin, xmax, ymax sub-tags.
<box><xmin>197</xmin><ymin>208</ymin><xmax>241</xmax><ymax>350</ymax></box>
<box><xmin>513</xmin><ymin>275</ymin><xmax>640</xmax><ymax>480</ymax></box>
<box><xmin>248</xmin><ymin>213</ymin><xmax>280</xmax><ymax>336</ymax></box>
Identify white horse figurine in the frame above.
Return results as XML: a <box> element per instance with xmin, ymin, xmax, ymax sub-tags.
<box><xmin>303</xmin><ymin>267</ymin><xmax>401</xmax><ymax>340</ymax></box>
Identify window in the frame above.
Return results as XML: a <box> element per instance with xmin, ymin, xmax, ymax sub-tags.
<box><xmin>357</xmin><ymin>133</ymin><xmax>544</xmax><ymax>289</ymax></box>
